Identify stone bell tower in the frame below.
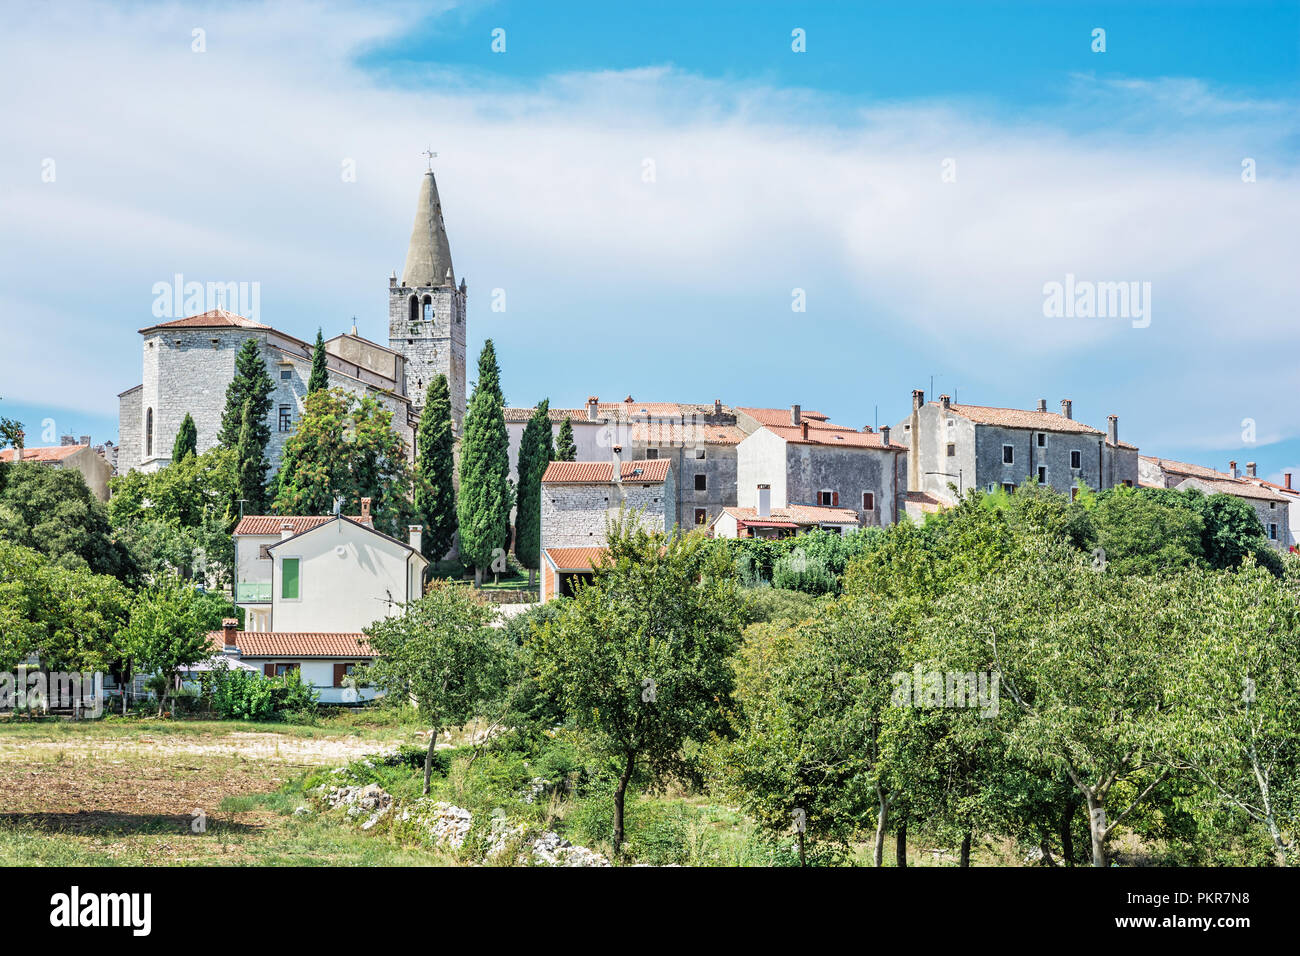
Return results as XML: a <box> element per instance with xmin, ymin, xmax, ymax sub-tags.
<box><xmin>390</xmin><ymin>160</ymin><xmax>467</xmax><ymax>434</ymax></box>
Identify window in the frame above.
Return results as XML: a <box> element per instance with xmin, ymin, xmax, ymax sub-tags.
<box><xmin>695</xmin><ymin>448</ymin><xmax>706</xmax><ymax>460</ymax></box>
<box><xmin>279</xmin><ymin>405</ymin><xmax>292</xmax><ymax>431</ymax></box>
<box><xmin>1269</xmin><ymin>523</ymin><xmax>1279</xmax><ymax>540</ymax></box>
<box><xmin>274</xmin><ymin>663</ymin><xmax>299</xmax><ymax>677</ymax></box>
<box><xmin>1037</xmin><ymin>466</ymin><xmax>1047</xmax><ymax>484</ymax></box>
<box><xmin>408</xmin><ymin>295</ymin><xmax>419</xmax><ymax>322</ymax></box>
<box><xmin>1036</xmin><ymin>433</ymin><xmax>1046</xmax><ymax>447</ymax></box>
<box><xmin>145</xmin><ymin>407</ymin><xmax>153</xmax><ymax>457</ymax></box>
<box><xmin>1070</xmin><ymin>487</ymin><xmax>1080</xmax><ymax>502</ymax></box>
<box><xmin>423</xmin><ymin>297</ymin><xmax>433</xmax><ymax>322</ymax></box>
<box><xmin>280</xmin><ymin>369</ymin><xmax>292</xmax><ymax>380</ymax></box>
<box><xmin>819</xmin><ymin>490</ymin><xmax>833</xmax><ymax>506</ymax></box>
<box><xmin>694</xmin><ymin>508</ymin><xmax>707</xmax><ymax>526</ymax></box>
<box><xmin>694</xmin><ymin>474</ymin><xmax>707</xmax><ymax>492</ymax></box>
<box><xmin>258</xmin><ymin>544</ymin><xmax>271</xmax><ymax>560</ymax></box>
<box><xmin>1123</xmin><ymin>479</ymin><xmax>1134</xmax><ymax>488</ymax></box>
<box><xmin>645</xmin><ymin>448</ymin><xmax>659</xmax><ymax>460</ymax></box>
<box><xmin>1070</xmin><ymin>450</ymin><xmax>1082</xmax><ymax>469</ymax></box>
<box><xmin>862</xmin><ymin>492</ymin><xmax>875</xmax><ymax>511</ymax></box>
<box><xmin>1002</xmin><ymin>482</ymin><xmax>1016</xmax><ymax>493</ymax></box>
<box><xmin>946</xmin><ymin>443</ymin><xmax>956</xmax><ymax>457</ymax></box>
<box><xmin>1002</xmin><ymin>445</ymin><xmax>1014</xmax><ymax>464</ymax></box>
<box><xmin>281</xmin><ymin>558</ymin><xmax>300</xmax><ymax>600</ymax></box>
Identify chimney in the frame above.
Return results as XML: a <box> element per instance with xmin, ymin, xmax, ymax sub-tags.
<box><xmin>360</xmin><ymin>497</ymin><xmax>372</xmax><ymax>526</ymax></box>
<box><xmin>1286</xmin><ymin>472</ymin><xmax>1293</xmax><ymax>491</ymax></box>
<box><xmin>586</xmin><ymin>396</ymin><xmax>600</xmax><ymax>422</ymax></box>
<box><xmin>800</xmin><ymin>421</ymin><xmax>809</xmax><ymax>441</ymax></box>
<box><xmin>912</xmin><ymin>389</ymin><xmax>925</xmax><ymax>411</ymax></box>
<box><xmin>714</xmin><ymin>399</ymin><xmax>722</xmax><ymax>416</ymax></box>
<box><xmin>1036</xmin><ymin>399</ymin><xmax>1047</xmax><ymax>413</ymax></box>
<box><xmin>939</xmin><ymin>394</ymin><xmax>951</xmax><ymax>411</ymax></box>
<box><xmin>1229</xmin><ymin>460</ymin><xmax>1238</xmax><ymax>479</ymax></box>
<box><xmin>408</xmin><ymin>524</ymin><xmax>423</xmax><ymax>553</ymax></box>
<box><xmin>79</xmin><ymin>434</ymin><xmax>90</xmax><ymax>446</ymax></box>
<box><xmin>1060</xmin><ymin>399</ymin><xmax>1073</xmax><ymax>420</ymax></box>
<box><xmin>862</xmin><ymin>425</ymin><xmax>874</xmax><ymax>433</ymax></box>
<box><xmin>881</xmin><ymin>425</ymin><xmax>891</xmax><ymax>447</ymax></box>
<box><xmin>221</xmin><ymin>618</ymin><xmax>240</xmax><ymax>654</ymax></box>
<box><xmin>280</xmin><ymin>520</ymin><xmax>295</xmax><ymax>540</ymax></box>
<box><xmin>1107</xmin><ymin>415</ymin><xmax>1118</xmax><ymax>446</ymax></box>
<box><xmin>790</xmin><ymin>404</ymin><xmax>802</xmax><ymax>426</ymax></box>
<box><xmin>60</xmin><ymin>435</ymin><xmax>75</xmax><ymax>446</ymax></box>
<box><xmin>1246</xmin><ymin>462</ymin><xmax>1257</xmax><ymax>478</ymax></box>
<box><xmin>756</xmin><ymin>484</ymin><xmax>771</xmax><ymax>518</ymax></box>
<box><xmin>612</xmin><ymin>445</ymin><xmax>623</xmax><ymax>483</ymax></box>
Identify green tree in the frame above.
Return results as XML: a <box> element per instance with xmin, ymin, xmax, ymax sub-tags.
<box><xmin>514</xmin><ymin>400</ymin><xmax>553</xmax><ymax>587</ymax></box>
<box><xmin>0</xmin><ymin>463</ymin><xmax>135</xmax><ymax>579</ymax></box>
<box><xmin>529</xmin><ymin>514</ymin><xmax>743</xmax><ymax>855</ymax></box>
<box><xmin>171</xmin><ymin>413</ymin><xmax>198</xmax><ymax>462</ymax></box>
<box><xmin>218</xmin><ymin>338</ymin><xmax>274</xmax><ymax>449</ymax></box>
<box><xmin>361</xmin><ymin>580</ymin><xmax>508</xmax><ymax>793</ymax></box>
<box><xmin>554</xmin><ymin>417</ymin><xmax>577</xmax><ymax>462</ymax></box>
<box><xmin>413</xmin><ymin>374</ymin><xmax>457</xmax><ymax>564</ymax></box>
<box><xmin>236</xmin><ymin>399</ymin><xmax>269</xmax><ymax>515</ymax></box>
<box><xmin>457</xmin><ymin>341</ymin><xmax>511</xmax><ymax>584</ymax></box>
<box><xmin>308</xmin><ymin>328</ymin><xmax>329</xmax><ymax>394</ymax></box>
<box><xmin>1086</xmin><ymin>485</ymin><xmax>1205</xmax><ymax>575</ymax></box>
<box><xmin>125</xmin><ymin>577</ymin><xmax>226</xmax><ymax>717</ymax></box>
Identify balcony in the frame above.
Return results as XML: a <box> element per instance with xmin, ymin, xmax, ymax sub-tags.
<box><xmin>235</xmin><ymin>581</ymin><xmax>272</xmax><ymax>603</ymax></box>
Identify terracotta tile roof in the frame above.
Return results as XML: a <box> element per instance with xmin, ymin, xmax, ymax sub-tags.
<box><xmin>207</xmin><ymin>631</ymin><xmax>373</xmax><ymax>658</ymax></box>
<box><xmin>627</xmin><ymin>423</ymin><xmax>746</xmax><ymax>446</ymax></box>
<box><xmin>543</xmin><ymin>546</ymin><xmax>610</xmax><ymax>571</ymax></box>
<box><xmin>1248</xmin><ymin>478</ymin><xmax>1300</xmax><ymax>499</ymax></box>
<box><xmin>504</xmin><ymin>407</ymin><xmax>587</xmax><ymax>424</ymax></box>
<box><xmin>735</xmin><ymin>407</ymin><xmax>831</xmax><ymax>426</ymax></box>
<box><xmin>504</xmin><ymin>400</ymin><xmax>738</xmax><ymax>425</ymax></box>
<box><xmin>0</xmin><ymin>445</ymin><xmax>88</xmax><ymax>463</ymax></box>
<box><xmin>541</xmin><ymin>460</ymin><xmax>671</xmax><ymax>484</ymax></box>
<box><xmin>1140</xmin><ymin>456</ymin><xmax>1229</xmax><ymax>481</ymax></box>
<box><xmin>761</xmin><ymin>424</ymin><xmax>904</xmax><ymax>450</ymax></box>
<box><xmin>1178</xmin><ymin>476</ymin><xmax>1291</xmax><ymax>503</ymax></box>
<box><xmin>940</xmin><ymin>403</ymin><xmax>1103</xmax><ymax>435</ymax></box>
<box><xmin>234</xmin><ymin>515</ymin><xmax>334</xmax><ymax>535</ymax></box>
<box><xmin>140</xmin><ymin>308</ymin><xmax>271</xmax><ymax>334</ymax></box>
<box><xmin>721</xmin><ymin>504</ymin><xmax>862</xmax><ymax>526</ymax></box>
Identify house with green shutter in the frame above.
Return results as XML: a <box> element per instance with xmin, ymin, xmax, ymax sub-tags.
<box><xmin>218</xmin><ymin>498</ymin><xmax>428</xmax><ymax>703</ymax></box>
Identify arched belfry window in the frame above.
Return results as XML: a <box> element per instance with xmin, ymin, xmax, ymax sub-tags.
<box><xmin>408</xmin><ymin>295</ymin><xmax>419</xmax><ymax>322</ymax></box>
<box><xmin>145</xmin><ymin>408</ymin><xmax>154</xmax><ymax>457</ymax></box>
<box><xmin>422</xmin><ymin>294</ymin><xmax>433</xmax><ymax>322</ymax></box>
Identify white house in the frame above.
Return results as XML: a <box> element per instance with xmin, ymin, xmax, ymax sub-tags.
<box><xmin>214</xmin><ymin>498</ymin><xmax>429</xmax><ymax>703</ymax></box>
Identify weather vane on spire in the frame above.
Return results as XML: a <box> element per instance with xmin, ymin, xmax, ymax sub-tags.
<box><xmin>423</xmin><ymin>148</ymin><xmax>437</xmax><ymax>171</ymax></box>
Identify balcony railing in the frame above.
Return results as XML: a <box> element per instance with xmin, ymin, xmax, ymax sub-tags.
<box><xmin>235</xmin><ymin>581</ymin><xmax>272</xmax><ymax>603</ymax></box>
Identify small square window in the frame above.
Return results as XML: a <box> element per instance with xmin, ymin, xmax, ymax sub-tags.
<box><xmin>819</xmin><ymin>490</ymin><xmax>833</xmax><ymax>506</ymax></box>
<box><xmin>1002</xmin><ymin>482</ymin><xmax>1016</xmax><ymax>493</ymax></box>
<box><xmin>1002</xmin><ymin>445</ymin><xmax>1014</xmax><ymax>465</ymax></box>
<box><xmin>280</xmin><ymin>369</ymin><xmax>292</xmax><ymax>380</ymax></box>
<box><xmin>1036</xmin><ymin>433</ymin><xmax>1046</xmax><ymax>447</ymax></box>
<box><xmin>645</xmin><ymin>448</ymin><xmax>659</xmax><ymax>460</ymax></box>
<box><xmin>275</xmin><ymin>663</ymin><xmax>299</xmax><ymax>677</ymax></box>
<box><xmin>695</xmin><ymin>449</ymin><xmax>706</xmax><ymax>460</ymax></box>
<box><xmin>1123</xmin><ymin>479</ymin><xmax>1133</xmax><ymax>487</ymax></box>
<box><xmin>1070</xmin><ymin>450</ymin><xmax>1082</xmax><ymax>469</ymax></box>
<box><xmin>694</xmin><ymin>508</ymin><xmax>707</xmax><ymax>525</ymax></box>
<box><xmin>862</xmin><ymin>492</ymin><xmax>875</xmax><ymax>511</ymax></box>
<box><xmin>694</xmin><ymin>474</ymin><xmax>707</xmax><ymax>492</ymax></box>
<box><xmin>946</xmin><ymin>443</ymin><xmax>956</xmax><ymax>457</ymax></box>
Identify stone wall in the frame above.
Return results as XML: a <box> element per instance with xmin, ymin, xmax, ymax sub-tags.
<box><xmin>541</xmin><ymin>478</ymin><xmax>672</xmax><ymax>549</ymax></box>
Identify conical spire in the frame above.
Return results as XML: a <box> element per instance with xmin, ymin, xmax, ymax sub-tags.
<box><xmin>401</xmin><ymin>169</ymin><xmax>454</xmax><ymax>287</ymax></box>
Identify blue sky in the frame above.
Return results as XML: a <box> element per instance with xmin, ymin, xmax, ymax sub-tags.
<box><xmin>1</xmin><ymin>0</ymin><xmax>1297</xmax><ymax>480</ymax></box>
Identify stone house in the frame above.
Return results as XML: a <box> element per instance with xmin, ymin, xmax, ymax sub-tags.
<box><xmin>896</xmin><ymin>390</ymin><xmax>1138</xmax><ymax>510</ymax></box>
<box><xmin>733</xmin><ymin>405</ymin><xmax>907</xmax><ymax>529</ymax></box>
<box><xmin>1140</xmin><ymin>456</ymin><xmax>1293</xmax><ymax>551</ymax></box>
<box><xmin>539</xmin><ymin>456</ymin><xmax>675</xmax><ymax>600</ymax></box>
<box><xmin>0</xmin><ymin>442</ymin><xmax>114</xmax><ymax>501</ymax></box>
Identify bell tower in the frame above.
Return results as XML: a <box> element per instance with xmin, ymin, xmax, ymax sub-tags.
<box><xmin>390</xmin><ymin>157</ymin><xmax>467</xmax><ymax>434</ymax></box>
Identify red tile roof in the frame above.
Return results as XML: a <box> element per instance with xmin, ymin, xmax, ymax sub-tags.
<box><xmin>234</xmin><ymin>515</ymin><xmax>334</xmax><ymax>535</ymax></box>
<box><xmin>541</xmin><ymin>460</ymin><xmax>671</xmax><ymax>484</ymax></box>
<box><xmin>736</xmin><ymin>407</ymin><xmax>831</xmax><ymax>426</ymax></box>
<box><xmin>1140</xmin><ymin>456</ymin><xmax>1228</xmax><ymax>481</ymax></box>
<box><xmin>1177</xmin><ymin>476</ymin><xmax>1290</xmax><ymax>503</ymax></box>
<box><xmin>207</xmin><ymin>631</ymin><xmax>373</xmax><ymax>658</ymax></box>
<box><xmin>542</xmin><ymin>547</ymin><xmax>610</xmax><ymax>571</ymax></box>
<box><xmin>0</xmin><ymin>445</ymin><xmax>88</xmax><ymax>463</ymax></box>
<box><xmin>720</xmin><ymin>504</ymin><xmax>862</xmax><ymax>526</ymax></box>
<box><xmin>627</xmin><ymin>422</ymin><xmax>746</xmax><ymax>446</ymax></box>
<box><xmin>940</xmin><ymin>402</ymin><xmax>1103</xmax><ymax>435</ymax></box>
<box><xmin>140</xmin><ymin>308</ymin><xmax>271</xmax><ymax>334</ymax></box>
<box><xmin>762</xmin><ymin>424</ymin><xmax>903</xmax><ymax>450</ymax></box>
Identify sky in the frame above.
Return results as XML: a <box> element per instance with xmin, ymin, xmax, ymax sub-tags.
<box><xmin>1</xmin><ymin>0</ymin><xmax>1297</xmax><ymax>481</ymax></box>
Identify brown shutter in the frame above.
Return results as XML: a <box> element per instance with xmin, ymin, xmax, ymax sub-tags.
<box><xmin>832</xmin><ymin>491</ymin><xmax>839</xmax><ymax>507</ymax></box>
<box><xmin>264</xmin><ymin>663</ymin><xmax>276</xmax><ymax>677</ymax></box>
<box><xmin>333</xmin><ymin>663</ymin><xmax>346</xmax><ymax>688</ymax></box>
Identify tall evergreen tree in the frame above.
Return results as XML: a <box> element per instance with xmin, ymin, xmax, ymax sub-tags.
<box><xmin>235</xmin><ymin>399</ymin><xmax>268</xmax><ymax>514</ymax></box>
<box><xmin>514</xmin><ymin>400</ymin><xmax>553</xmax><ymax>587</ymax></box>
<box><xmin>555</xmin><ymin>416</ymin><xmax>577</xmax><ymax>462</ymax></box>
<box><xmin>457</xmin><ymin>340</ymin><xmax>511</xmax><ymax>585</ymax></box>
<box><xmin>414</xmin><ymin>375</ymin><xmax>457</xmax><ymax>565</ymax></box>
<box><xmin>308</xmin><ymin>328</ymin><xmax>329</xmax><ymax>394</ymax></box>
<box><xmin>218</xmin><ymin>339</ymin><xmax>273</xmax><ymax>450</ymax></box>
<box><xmin>171</xmin><ymin>413</ymin><xmax>198</xmax><ymax>462</ymax></box>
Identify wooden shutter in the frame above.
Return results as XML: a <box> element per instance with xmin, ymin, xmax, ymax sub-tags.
<box><xmin>281</xmin><ymin>558</ymin><xmax>299</xmax><ymax>599</ymax></box>
<box><xmin>333</xmin><ymin>663</ymin><xmax>347</xmax><ymax>688</ymax></box>
<box><xmin>264</xmin><ymin>663</ymin><xmax>276</xmax><ymax>677</ymax></box>
<box><xmin>832</xmin><ymin>491</ymin><xmax>839</xmax><ymax>507</ymax></box>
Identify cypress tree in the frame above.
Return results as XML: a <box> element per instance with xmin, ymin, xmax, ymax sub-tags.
<box><xmin>235</xmin><ymin>399</ymin><xmax>268</xmax><ymax>513</ymax></box>
<box><xmin>414</xmin><ymin>374</ymin><xmax>457</xmax><ymax>564</ymax></box>
<box><xmin>555</xmin><ymin>416</ymin><xmax>577</xmax><ymax>462</ymax></box>
<box><xmin>171</xmin><ymin>413</ymin><xmax>198</xmax><ymax>462</ymax></box>
<box><xmin>219</xmin><ymin>339</ymin><xmax>273</xmax><ymax>450</ymax></box>
<box><xmin>514</xmin><ymin>400</ymin><xmax>554</xmax><ymax>587</ymax></box>
<box><xmin>457</xmin><ymin>340</ymin><xmax>511</xmax><ymax>585</ymax></box>
<box><xmin>308</xmin><ymin>328</ymin><xmax>329</xmax><ymax>394</ymax></box>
